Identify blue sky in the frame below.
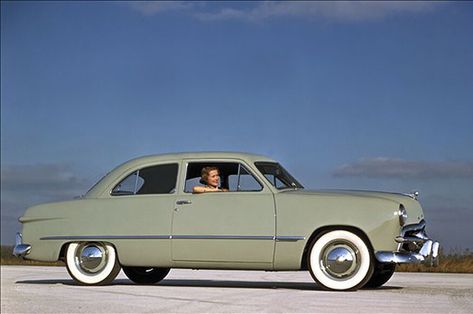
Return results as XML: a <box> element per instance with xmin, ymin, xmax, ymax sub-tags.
<box><xmin>1</xmin><ymin>1</ymin><xmax>473</xmax><ymax>250</ymax></box>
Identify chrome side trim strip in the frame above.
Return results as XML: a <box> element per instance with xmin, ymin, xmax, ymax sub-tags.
<box><xmin>40</xmin><ymin>235</ymin><xmax>170</xmax><ymax>240</ymax></box>
<box><xmin>41</xmin><ymin>235</ymin><xmax>306</xmax><ymax>241</ymax></box>
<box><xmin>172</xmin><ymin>235</ymin><xmax>274</xmax><ymax>240</ymax></box>
<box><xmin>275</xmin><ymin>236</ymin><xmax>306</xmax><ymax>242</ymax></box>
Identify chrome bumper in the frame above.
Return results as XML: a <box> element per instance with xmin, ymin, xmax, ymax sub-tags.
<box><xmin>13</xmin><ymin>232</ymin><xmax>31</xmax><ymax>258</ymax></box>
<box><xmin>375</xmin><ymin>220</ymin><xmax>440</xmax><ymax>266</ymax></box>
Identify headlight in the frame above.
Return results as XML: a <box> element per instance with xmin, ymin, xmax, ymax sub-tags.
<box><xmin>398</xmin><ymin>205</ymin><xmax>408</xmax><ymax>226</ymax></box>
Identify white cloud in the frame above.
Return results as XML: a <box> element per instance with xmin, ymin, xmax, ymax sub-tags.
<box><xmin>333</xmin><ymin>157</ymin><xmax>473</xmax><ymax>179</ymax></box>
<box><xmin>128</xmin><ymin>1</ymin><xmax>440</xmax><ymax>22</ymax></box>
<box><xmin>1</xmin><ymin>163</ymin><xmax>90</xmax><ymax>195</ymax></box>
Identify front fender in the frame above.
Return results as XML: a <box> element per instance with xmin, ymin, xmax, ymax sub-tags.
<box><xmin>273</xmin><ymin>192</ymin><xmax>405</xmax><ymax>270</ymax></box>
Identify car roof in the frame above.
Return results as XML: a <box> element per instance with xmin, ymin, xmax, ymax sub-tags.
<box><xmin>85</xmin><ymin>152</ymin><xmax>275</xmax><ymax>198</ymax></box>
<box><xmin>123</xmin><ymin>151</ymin><xmax>273</xmax><ymax>163</ymax></box>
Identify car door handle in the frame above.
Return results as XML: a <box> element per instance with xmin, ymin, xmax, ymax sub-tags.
<box><xmin>176</xmin><ymin>200</ymin><xmax>192</xmax><ymax>205</ymax></box>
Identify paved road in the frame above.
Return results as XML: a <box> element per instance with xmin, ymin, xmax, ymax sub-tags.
<box><xmin>1</xmin><ymin>266</ymin><xmax>472</xmax><ymax>313</ymax></box>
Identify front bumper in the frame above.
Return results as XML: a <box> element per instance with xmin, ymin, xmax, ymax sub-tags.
<box><xmin>375</xmin><ymin>220</ymin><xmax>440</xmax><ymax>266</ymax></box>
<box><xmin>13</xmin><ymin>232</ymin><xmax>31</xmax><ymax>258</ymax></box>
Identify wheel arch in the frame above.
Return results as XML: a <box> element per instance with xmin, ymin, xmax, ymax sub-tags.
<box><xmin>59</xmin><ymin>242</ymin><xmax>68</xmax><ymax>261</ymax></box>
<box><xmin>300</xmin><ymin>225</ymin><xmax>374</xmax><ymax>270</ymax></box>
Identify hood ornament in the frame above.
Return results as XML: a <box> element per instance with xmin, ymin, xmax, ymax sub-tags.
<box><xmin>405</xmin><ymin>191</ymin><xmax>420</xmax><ymax>200</ymax></box>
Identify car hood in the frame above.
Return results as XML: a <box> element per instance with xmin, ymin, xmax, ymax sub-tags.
<box><xmin>279</xmin><ymin>188</ymin><xmax>425</xmax><ymax>225</ymax></box>
<box><xmin>281</xmin><ymin>189</ymin><xmax>416</xmax><ymax>204</ymax></box>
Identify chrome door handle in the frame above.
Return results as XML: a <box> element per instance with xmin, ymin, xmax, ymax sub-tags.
<box><xmin>176</xmin><ymin>200</ymin><xmax>192</xmax><ymax>205</ymax></box>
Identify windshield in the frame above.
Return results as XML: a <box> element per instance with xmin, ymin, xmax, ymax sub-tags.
<box><xmin>255</xmin><ymin>162</ymin><xmax>304</xmax><ymax>190</ymax></box>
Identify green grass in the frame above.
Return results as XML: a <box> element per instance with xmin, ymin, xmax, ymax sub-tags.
<box><xmin>1</xmin><ymin>245</ymin><xmax>472</xmax><ymax>272</ymax></box>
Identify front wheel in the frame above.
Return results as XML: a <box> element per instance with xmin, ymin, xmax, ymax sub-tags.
<box><xmin>65</xmin><ymin>242</ymin><xmax>121</xmax><ymax>285</ymax></box>
<box><xmin>123</xmin><ymin>266</ymin><xmax>170</xmax><ymax>284</ymax></box>
<box><xmin>364</xmin><ymin>263</ymin><xmax>396</xmax><ymax>288</ymax></box>
<box><xmin>308</xmin><ymin>230</ymin><xmax>374</xmax><ymax>291</ymax></box>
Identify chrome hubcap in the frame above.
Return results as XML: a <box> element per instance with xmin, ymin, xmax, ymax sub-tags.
<box><xmin>321</xmin><ymin>242</ymin><xmax>360</xmax><ymax>279</ymax></box>
<box><xmin>75</xmin><ymin>243</ymin><xmax>107</xmax><ymax>274</ymax></box>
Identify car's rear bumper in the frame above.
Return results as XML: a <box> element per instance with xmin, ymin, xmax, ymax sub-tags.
<box><xmin>13</xmin><ymin>232</ymin><xmax>31</xmax><ymax>258</ymax></box>
<box><xmin>375</xmin><ymin>220</ymin><xmax>440</xmax><ymax>266</ymax></box>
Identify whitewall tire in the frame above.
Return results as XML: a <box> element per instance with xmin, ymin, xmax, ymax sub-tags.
<box><xmin>308</xmin><ymin>230</ymin><xmax>374</xmax><ymax>291</ymax></box>
<box><xmin>65</xmin><ymin>242</ymin><xmax>121</xmax><ymax>285</ymax></box>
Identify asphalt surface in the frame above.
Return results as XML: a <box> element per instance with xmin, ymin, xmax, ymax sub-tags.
<box><xmin>1</xmin><ymin>266</ymin><xmax>472</xmax><ymax>313</ymax></box>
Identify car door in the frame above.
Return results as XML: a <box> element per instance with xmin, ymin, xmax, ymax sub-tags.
<box><xmin>102</xmin><ymin>163</ymin><xmax>179</xmax><ymax>266</ymax></box>
<box><xmin>171</xmin><ymin>160</ymin><xmax>275</xmax><ymax>267</ymax></box>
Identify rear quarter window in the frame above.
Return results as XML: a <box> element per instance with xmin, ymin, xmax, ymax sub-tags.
<box><xmin>111</xmin><ymin>163</ymin><xmax>178</xmax><ymax>195</ymax></box>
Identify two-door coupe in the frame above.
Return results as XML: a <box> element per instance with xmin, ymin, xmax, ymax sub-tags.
<box><xmin>13</xmin><ymin>152</ymin><xmax>439</xmax><ymax>290</ymax></box>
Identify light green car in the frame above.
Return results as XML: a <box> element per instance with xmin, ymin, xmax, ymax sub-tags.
<box><xmin>13</xmin><ymin>152</ymin><xmax>439</xmax><ymax>291</ymax></box>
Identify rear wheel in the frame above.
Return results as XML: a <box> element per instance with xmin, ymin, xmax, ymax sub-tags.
<box><xmin>65</xmin><ymin>242</ymin><xmax>121</xmax><ymax>285</ymax></box>
<box><xmin>123</xmin><ymin>266</ymin><xmax>170</xmax><ymax>284</ymax></box>
<box><xmin>308</xmin><ymin>230</ymin><xmax>374</xmax><ymax>291</ymax></box>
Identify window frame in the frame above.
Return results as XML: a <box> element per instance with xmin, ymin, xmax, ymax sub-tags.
<box><xmin>254</xmin><ymin>161</ymin><xmax>304</xmax><ymax>190</ymax></box>
<box><xmin>182</xmin><ymin>160</ymin><xmax>264</xmax><ymax>194</ymax></box>
<box><xmin>110</xmin><ymin>162</ymin><xmax>179</xmax><ymax>196</ymax></box>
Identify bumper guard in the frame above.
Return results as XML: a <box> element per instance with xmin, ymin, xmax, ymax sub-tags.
<box><xmin>13</xmin><ymin>232</ymin><xmax>31</xmax><ymax>258</ymax></box>
<box><xmin>375</xmin><ymin>220</ymin><xmax>440</xmax><ymax>266</ymax></box>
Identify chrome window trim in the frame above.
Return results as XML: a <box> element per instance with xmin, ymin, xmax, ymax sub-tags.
<box><xmin>133</xmin><ymin>169</ymin><xmax>140</xmax><ymax>195</ymax></box>
<box><xmin>236</xmin><ymin>163</ymin><xmax>242</xmax><ymax>191</ymax></box>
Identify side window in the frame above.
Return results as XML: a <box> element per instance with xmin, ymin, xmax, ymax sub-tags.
<box><xmin>184</xmin><ymin>162</ymin><xmax>262</xmax><ymax>193</ymax></box>
<box><xmin>184</xmin><ymin>162</ymin><xmax>219</xmax><ymax>193</ymax></box>
<box><xmin>255</xmin><ymin>162</ymin><xmax>304</xmax><ymax>190</ymax></box>
<box><xmin>228</xmin><ymin>166</ymin><xmax>262</xmax><ymax>192</ymax></box>
<box><xmin>111</xmin><ymin>171</ymin><xmax>143</xmax><ymax>195</ymax></box>
<box><xmin>112</xmin><ymin>163</ymin><xmax>178</xmax><ymax>196</ymax></box>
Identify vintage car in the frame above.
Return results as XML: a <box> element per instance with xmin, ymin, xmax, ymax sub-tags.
<box><xmin>13</xmin><ymin>152</ymin><xmax>439</xmax><ymax>291</ymax></box>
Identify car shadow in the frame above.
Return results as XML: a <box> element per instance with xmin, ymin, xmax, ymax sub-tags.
<box><xmin>361</xmin><ymin>285</ymin><xmax>403</xmax><ymax>291</ymax></box>
<box><xmin>15</xmin><ymin>278</ymin><xmax>320</xmax><ymax>290</ymax></box>
<box><xmin>15</xmin><ymin>278</ymin><xmax>403</xmax><ymax>291</ymax></box>
<box><xmin>16</xmin><ymin>279</ymin><xmax>75</xmax><ymax>285</ymax></box>
<box><xmin>144</xmin><ymin>279</ymin><xmax>321</xmax><ymax>291</ymax></box>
